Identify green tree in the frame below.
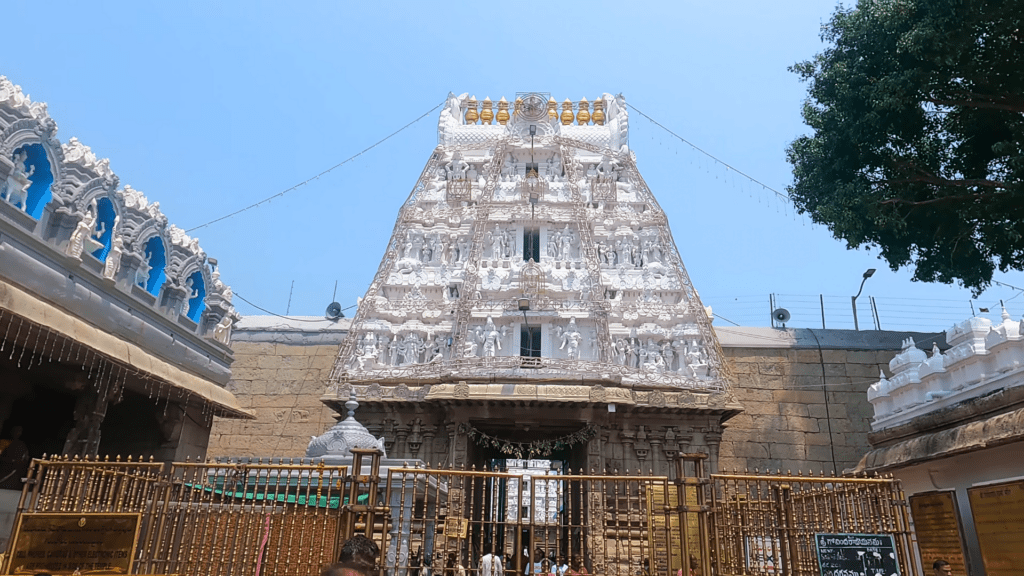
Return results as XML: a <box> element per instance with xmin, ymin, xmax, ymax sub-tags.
<box><xmin>787</xmin><ymin>0</ymin><xmax>1024</xmax><ymax>294</ymax></box>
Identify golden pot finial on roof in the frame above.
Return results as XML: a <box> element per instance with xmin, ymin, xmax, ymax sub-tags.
<box><xmin>480</xmin><ymin>97</ymin><xmax>494</xmax><ymax>125</ymax></box>
<box><xmin>548</xmin><ymin>97</ymin><xmax>558</xmax><ymax>119</ymax></box>
<box><xmin>497</xmin><ymin>97</ymin><xmax>510</xmax><ymax>125</ymax></box>
<box><xmin>577</xmin><ymin>97</ymin><xmax>590</xmax><ymax>125</ymax></box>
<box><xmin>592</xmin><ymin>98</ymin><xmax>605</xmax><ymax>126</ymax></box>
<box><xmin>560</xmin><ymin>99</ymin><xmax>574</xmax><ymax>125</ymax></box>
<box><xmin>465</xmin><ymin>96</ymin><xmax>479</xmax><ymax>124</ymax></box>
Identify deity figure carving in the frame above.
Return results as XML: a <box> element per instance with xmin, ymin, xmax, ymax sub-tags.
<box><xmin>613</xmin><ymin>338</ymin><xmax>628</xmax><ymax>365</ymax></box>
<box><xmin>180</xmin><ymin>277</ymin><xmax>200</xmax><ymax>317</ymax></box>
<box><xmin>445</xmin><ymin>151</ymin><xmax>470</xmax><ymax>180</ymax></box>
<box><xmin>486</xmin><ymin>224</ymin><xmax>505</xmax><ymax>259</ymax></box>
<box><xmin>213</xmin><ymin>316</ymin><xmax>233</xmax><ymax>345</ymax></box>
<box><xmin>465</xmin><ymin>326</ymin><xmax>482</xmax><ymax>357</ymax></box>
<box><xmin>640</xmin><ymin>338</ymin><xmax>665</xmax><ymax>372</ymax></box>
<box><xmin>428</xmin><ymin>334</ymin><xmax>448</xmax><ymax>363</ymax></box>
<box><xmin>474</xmin><ymin>316</ymin><xmax>507</xmax><ymax>357</ymax></box>
<box><xmin>102</xmin><ymin>235</ymin><xmax>123</xmax><ymax>280</ymax></box>
<box><xmin>400</xmin><ymin>332</ymin><xmax>426</xmax><ymax>366</ymax></box>
<box><xmin>357</xmin><ymin>332</ymin><xmax>380</xmax><ymax>369</ymax></box>
<box><xmin>3</xmin><ymin>150</ymin><xmax>34</xmax><ymax>211</ymax></box>
<box><xmin>558</xmin><ymin>318</ymin><xmax>584</xmax><ymax>360</ymax></box>
<box><xmin>65</xmin><ymin>199</ymin><xmax>100</xmax><ymax>259</ymax></box>
<box><xmin>136</xmin><ymin>250</ymin><xmax>153</xmax><ymax>288</ymax></box>
<box><xmin>683</xmin><ymin>339</ymin><xmax>709</xmax><ymax>377</ymax></box>
<box><xmin>661</xmin><ymin>341</ymin><xmax>676</xmax><ymax>372</ymax></box>
<box><xmin>597</xmin><ymin>154</ymin><xmax>617</xmax><ymax>180</ymax></box>
<box><xmin>457</xmin><ymin>237</ymin><xmax>470</xmax><ymax>262</ymax></box>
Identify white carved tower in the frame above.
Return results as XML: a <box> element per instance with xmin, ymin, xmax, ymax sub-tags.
<box><xmin>318</xmin><ymin>93</ymin><xmax>738</xmax><ymax>471</ymax></box>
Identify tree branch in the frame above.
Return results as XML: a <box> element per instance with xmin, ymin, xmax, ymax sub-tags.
<box><xmin>924</xmin><ymin>94</ymin><xmax>1024</xmax><ymax>114</ymax></box>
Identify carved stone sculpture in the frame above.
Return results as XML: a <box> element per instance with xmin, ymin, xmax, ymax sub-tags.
<box><xmin>213</xmin><ymin>316</ymin><xmax>233</xmax><ymax>345</ymax></box>
<box><xmin>65</xmin><ymin>200</ymin><xmax>100</xmax><ymax>259</ymax></box>
<box><xmin>558</xmin><ymin>318</ymin><xmax>583</xmax><ymax>360</ymax></box>
<box><xmin>102</xmin><ymin>235</ymin><xmax>123</xmax><ymax>280</ymax></box>
<box><xmin>3</xmin><ymin>150</ymin><xmax>34</xmax><ymax>211</ymax></box>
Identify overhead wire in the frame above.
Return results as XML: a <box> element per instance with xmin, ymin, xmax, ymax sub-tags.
<box><xmin>234</xmin><ymin>292</ymin><xmax>355</xmax><ymax>323</ymax></box>
<box><xmin>186</xmin><ymin>100</ymin><xmax>445</xmax><ymax>233</ymax></box>
<box><xmin>626</xmin><ymin>102</ymin><xmax>790</xmax><ymax>202</ymax></box>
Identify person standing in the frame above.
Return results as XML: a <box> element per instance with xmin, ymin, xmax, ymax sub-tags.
<box><xmin>932</xmin><ymin>560</ymin><xmax>952</xmax><ymax>576</ymax></box>
<box><xmin>481</xmin><ymin>549</ymin><xmax>504</xmax><ymax>576</ymax></box>
<box><xmin>322</xmin><ymin>535</ymin><xmax>379</xmax><ymax>576</ymax></box>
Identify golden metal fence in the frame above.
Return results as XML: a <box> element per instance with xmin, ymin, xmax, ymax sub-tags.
<box><xmin>710</xmin><ymin>471</ymin><xmax>917</xmax><ymax>576</ymax></box>
<box><xmin>6</xmin><ymin>451</ymin><xmax>386</xmax><ymax>576</ymax></box>
<box><xmin>4</xmin><ymin>452</ymin><xmax>918</xmax><ymax>576</ymax></box>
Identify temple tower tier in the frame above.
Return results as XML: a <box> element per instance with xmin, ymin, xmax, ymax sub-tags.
<box><xmin>316</xmin><ymin>92</ymin><xmax>741</xmax><ymax>474</ymax></box>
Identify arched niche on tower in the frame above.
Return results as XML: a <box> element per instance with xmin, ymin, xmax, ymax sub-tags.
<box><xmin>138</xmin><ymin>235</ymin><xmax>167</xmax><ymax>296</ymax></box>
<box><xmin>90</xmin><ymin>196</ymin><xmax>117</xmax><ymax>261</ymax></box>
<box><xmin>7</xmin><ymin>143</ymin><xmax>54</xmax><ymax>219</ymax></box>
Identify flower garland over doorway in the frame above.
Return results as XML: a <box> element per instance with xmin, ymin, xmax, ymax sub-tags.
<box><xmin>461</xmin><ymin>423</ymin><xmax>597</xmax><ymax>459</ymax></box>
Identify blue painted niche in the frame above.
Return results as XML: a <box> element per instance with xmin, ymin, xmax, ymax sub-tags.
<box><xmin>140</xmin><ymin>236</ymin><xmax>166</xmax><ymax>296</ymax></box>
<box><xmin>90</xmin><ymin>197</ymin><xmax>116</xmax><ymax>261</ymax></box>
<box><xmin>184</xmin><ymin>270</ymin><xmax>206</xmax><ymax>322</ymax></box>
<box><xmin>6</xmin><ymin>144</ymin><xmax>53</xmax><ymax>219</ymax></box>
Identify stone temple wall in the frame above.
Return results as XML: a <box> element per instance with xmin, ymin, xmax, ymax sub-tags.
<box><xmin>209</xmin><ymin>319</ymin><xmax>942</xmax><ymax>474</ymax></box>
<box><xmin>206</xmin><ymin>316</ymin><xmax>348</xmax><ymax>458</ymax></box>
<box><xmin>715</xmin><ymin>328</ymin><xmax>944</xmax><ymax>474</ymax></box>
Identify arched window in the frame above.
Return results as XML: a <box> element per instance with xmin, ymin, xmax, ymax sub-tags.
<box><xmin>139</xmin><ymin>236</ymin><xmax>166</xmax><ymax>296</ymax></box>
<box><xmin>90</xmin><ymin>197</ymin><xmax>116</xmax><ymax>261</ymax></box>
<box><xmin>184</xmin><ymin>270</ymin><xmax>206</xmax><ymax>322</ymax></box>
<box><xmin>6</xmin><ymin>144</ymin><xmax>53</xmax><ymax>219</ymax></box>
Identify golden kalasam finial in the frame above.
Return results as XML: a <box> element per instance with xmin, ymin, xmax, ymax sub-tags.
<box><xmin>465</xmin><ymin>96</ymin><xmax>479</xmax><ymax>124</ymax></box>
<box><xmin>514</xmin><ymin>96</ymin><xmax>524</xmax><ymax>117</ymax></box>
<box><xmin>548</xmin><ymin>97</ymin><xmax>558</xmax><ymax>119</ymax></box>
<box><xmin>577</xmin><ymin>97</ymin><xmax>591</xmax><ymax>125</ymax></box>
<box><xmin>480</xmin><ymin>97</ymin><xmax>494</xmax><ymax>125</ymax></box>
<box><xmin>592</xmin><ymin>97</ymin><xmax>605</xmax><ymax>125</ymax></box>
<box><xmin>561</xmin><ymin>99</ymin><xmax>574</xmax><ymax>125</ymax></box>
<box><xmin>497</xmin><ymin>97</ymin><xmax>510</xmax><ymax>125</ymax></box>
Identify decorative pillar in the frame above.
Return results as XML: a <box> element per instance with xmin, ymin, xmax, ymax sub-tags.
<box><xmin>704</xmin><ymin>430</ymin><xmax>722</xmax><ymax>475</ymax></box>
<box><xmin>422</xmin><ymin>424</ymin><xmax>437</xmax><ymax>465</ymax></box>
<box><xmin>395</xmin><ymin>424</ymin><xmax>410</xmax><ymax>461</ymax></box>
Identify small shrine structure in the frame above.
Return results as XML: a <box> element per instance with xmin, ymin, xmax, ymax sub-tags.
<box><xmin>313</xmin><ymin>92</ymin><xmax>742</xmax><ymax>476</ymax></box>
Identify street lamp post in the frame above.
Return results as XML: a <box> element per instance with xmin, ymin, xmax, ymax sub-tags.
<box><xmin>851</xmin><ymin>269</ymin><xmax>876</xmax><ymax>330</ymax></box>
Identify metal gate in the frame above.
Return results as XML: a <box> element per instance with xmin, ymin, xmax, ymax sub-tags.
<box><xmin>3</xmin><ymin>452</ymin><xmax>917</xmax><ymax>576</ymax></box>
<box><xmin>377</xmin><ymin>456</ymin><xmax>919</xmax><ymax>576</ymax></box>
<box><xmin>3</xmin><ymin>449</ymin><xmax>385</xmax><ymax>576</ymax></box>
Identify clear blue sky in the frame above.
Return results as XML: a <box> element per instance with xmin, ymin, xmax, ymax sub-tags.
<box><xmin>6</xmin><ymin>1</ymin><xmax>1023</xmax><ymax>331</ymax></box>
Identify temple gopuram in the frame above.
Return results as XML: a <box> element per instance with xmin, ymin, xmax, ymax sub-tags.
<box><xmin>310</xmin><ymin>93</ymin><xmax>743</xmax><ymax>476</ymax></box>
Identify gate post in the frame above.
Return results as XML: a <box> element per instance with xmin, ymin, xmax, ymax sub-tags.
<box><xmin>676</xmin><ymin>453</ymin><xmax>713</xmax><ymax>576</ymax></box>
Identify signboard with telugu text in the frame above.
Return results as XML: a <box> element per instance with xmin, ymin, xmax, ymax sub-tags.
<box><xmin>813</xmin><ymin>533</ymin><xmax>900</xmax><ymax>576</ymax></box>
<box><xmin>6</xmin><ymin>512</ymin><xmax>140</xmax><ymax>575</ymax></box>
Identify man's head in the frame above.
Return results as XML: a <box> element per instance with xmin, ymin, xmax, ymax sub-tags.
<box><xmin>535</xmin><ymin>547</ymin><xmax>545</xmax><ymax>558</ymax></box>
<box><xmin>933</xmin><ymin>560</ymin><xmax>951</xmax><ymax>576</ymax></box>
<box><xmin>338</xmin><ymin>535</ymin><xmax>379</xmax><ymax>572</ymax></box>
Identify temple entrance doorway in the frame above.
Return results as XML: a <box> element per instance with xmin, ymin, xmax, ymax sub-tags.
<box><xmin>465</xmin><ymin>423</ymin><xmax>590</xmax><ymax>576</ymax></box>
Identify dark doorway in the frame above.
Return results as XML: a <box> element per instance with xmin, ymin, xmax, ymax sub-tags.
<box><xmin>5</xmin><ymin>386</ymin><xmax>77</xmax><ymax>459</ymax></box>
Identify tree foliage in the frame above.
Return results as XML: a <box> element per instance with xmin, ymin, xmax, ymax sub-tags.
<box><xmin>787</xmin><ymin>0</ymin><xmax>1024</xmax><ymax>294</ymax></box>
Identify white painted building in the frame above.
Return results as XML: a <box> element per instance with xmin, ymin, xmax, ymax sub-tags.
<box><xmin>859</xmin><ymin>310</ymin><xmax>1024</xmax><ymax>575</ymax></box>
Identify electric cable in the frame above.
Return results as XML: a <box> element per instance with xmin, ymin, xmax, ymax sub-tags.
<box><xmin>187</xmin><ymin>100</ymin><xmax>445</xmax><ymax>233</ymax></box>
